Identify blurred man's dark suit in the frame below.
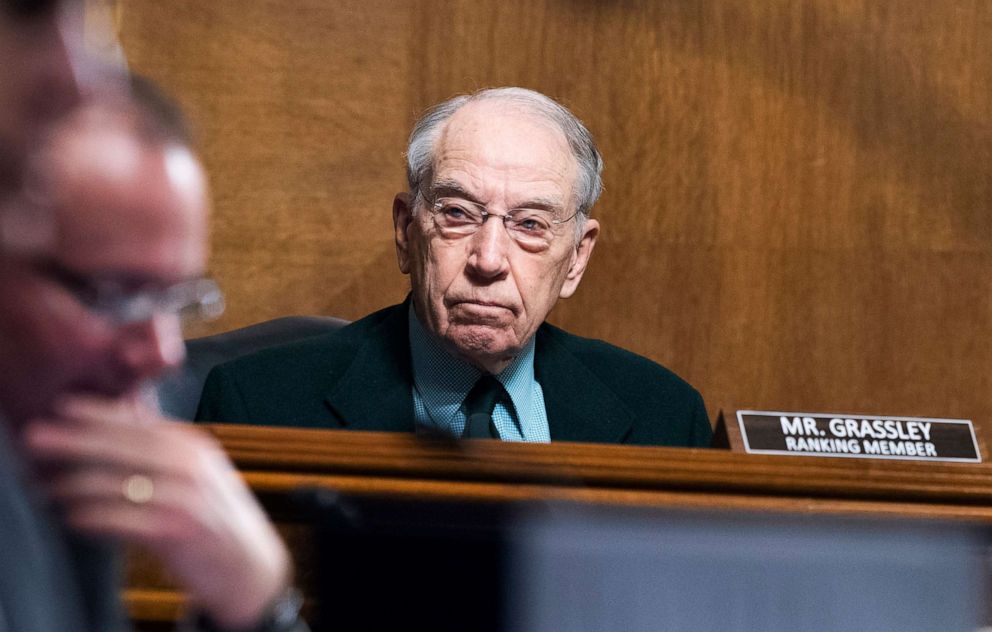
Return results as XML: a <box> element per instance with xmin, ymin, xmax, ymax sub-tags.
<box><xmin>0</xmin><ymin>419</ymin><xmax>127</xmax><ymax>631</ymax></box>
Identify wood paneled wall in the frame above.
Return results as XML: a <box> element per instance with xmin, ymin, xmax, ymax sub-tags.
<box><xmin>117</xmin><ymin>1</ymin><xmax>992</xmax><ymax>446</ymax></box>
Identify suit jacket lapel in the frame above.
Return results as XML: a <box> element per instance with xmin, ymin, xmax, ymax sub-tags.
<box><xmin>536</xmin><ymin>326</ymin><xmax>636</xmax><ymax>444</ymax></box>
<box><xmin>323</xmin><ymin>301</ymin><xmax>416</xmax><ymax>432</ymax></box>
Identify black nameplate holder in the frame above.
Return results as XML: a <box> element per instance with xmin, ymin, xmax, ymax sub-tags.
<box><xmin>723</xmin><ymin>410</ymin><xmax>981</xmax><ymax>463</ymax></box>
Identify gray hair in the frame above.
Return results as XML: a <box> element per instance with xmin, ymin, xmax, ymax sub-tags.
<box><xmin>405</xmin><ymin>87</ymin><xmax>604</xmax><ymax>219</ymax></box>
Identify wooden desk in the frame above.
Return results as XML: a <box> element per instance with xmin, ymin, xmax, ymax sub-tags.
<box><xmin>126</xmin><ymin>424</ymin><xmax>992</xmax><ymax>628</ymax></box>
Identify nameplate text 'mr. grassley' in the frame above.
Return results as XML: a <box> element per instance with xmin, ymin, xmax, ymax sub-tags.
<box><xmin>737</xmin><ymin>411</ymin><xmax>980</xmax><ymax>462</ymax></box>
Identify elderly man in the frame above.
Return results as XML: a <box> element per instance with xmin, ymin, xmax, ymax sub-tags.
<box><xmin>0</xmin><ymin>80</ymin><xmax>306</xmax><ymax>632</ymax></box>
<box><xmin>197</xmin><ymin>87</ymin><xmax>710</xmax><ymax>446</ymax></box>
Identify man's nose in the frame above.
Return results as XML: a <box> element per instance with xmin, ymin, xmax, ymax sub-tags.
<box><xmin>466</xmin><ymin>215</ymin><xmax>511</xmax><ymax>279</ymax></box>
<box><xmin>118</xmin><ymin>313</ymin><xmax>187</xmax><ymax>379</ymax></box>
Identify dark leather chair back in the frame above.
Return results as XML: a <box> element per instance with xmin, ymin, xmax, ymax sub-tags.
<box><xmin>156</xmin><ymin>315</ymin><xmax>348</xmax><ymax>420</ymax></box>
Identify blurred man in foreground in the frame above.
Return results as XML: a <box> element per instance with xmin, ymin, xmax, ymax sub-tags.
<box><xmin>2</xmin><ymin>2</ymin><xmax>305</xmax><ymax>629</ymax></box>
<box><xmin>0</xmin><ymin>80</ymin><xmax>305</xmax><ymax>632</ymax></box>
<box><xmin>198</xmin><ymin>87</ymin><xmax>711</xmax><ymax>446</ymax></box>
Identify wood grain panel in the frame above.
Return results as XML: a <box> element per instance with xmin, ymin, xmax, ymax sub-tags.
<box><xmin>117</xmin><ymin>0</ymin><xmax>414</xmax><ymax>331</ymax></box>
<box><xmin>124</xmin><ymin>425</ymin><xmax>992</xmax><ymax>629</ymax></box>
<box><xmin>117</xmin><ymin>1</ymin><xmax>992</xmax><ymax>444</ymax></box>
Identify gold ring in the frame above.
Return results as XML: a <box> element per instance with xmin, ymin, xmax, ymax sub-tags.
<box><xmin>122</xmin><ymin>474</ymin><xmax>154</xmax><ymax>505</ymax></box>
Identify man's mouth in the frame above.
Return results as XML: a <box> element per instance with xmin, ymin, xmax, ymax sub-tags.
<box><xmin>449</xmin><ymin>300</ymin><xmax>515</xmax><ymax>324</ymax></box>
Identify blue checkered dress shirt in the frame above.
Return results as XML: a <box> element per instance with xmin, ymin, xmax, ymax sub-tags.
<box><xmin>407</xmin><ymin>305</ymin><xmax>551</xmax><ymax>442</ymax></box>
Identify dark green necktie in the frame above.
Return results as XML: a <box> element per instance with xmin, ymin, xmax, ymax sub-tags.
<box><xmin>462</xmin><ymin>375</ymin><xmax>504</xmax><ymax>439</ymax></box>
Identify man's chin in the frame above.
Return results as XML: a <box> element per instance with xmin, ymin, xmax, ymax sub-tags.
<box><xmin>445</xmin><ymin>325</ymin><xmax>521</xmax><ymax>370</ymax></box>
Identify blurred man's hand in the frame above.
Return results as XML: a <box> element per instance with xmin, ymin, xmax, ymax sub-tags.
<box><xmin>24</xmin><ymin>394</ymin><xmax>292</xmax><ymax>629</ymax></box>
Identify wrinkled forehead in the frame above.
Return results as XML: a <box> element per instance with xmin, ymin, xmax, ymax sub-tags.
<box><xmin>431</xmin><ymin>101</ymin><xmax>580</xmax><ymax>207</ymax></box>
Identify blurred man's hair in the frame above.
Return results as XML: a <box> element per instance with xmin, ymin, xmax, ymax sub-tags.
<box><xmin>125</xmin><ymin>73</ymin><xmax>195</xmax><ymax>148</ymax></box>
<box><xmin>64</xmin><ymin>73</ymin><xmax>195</xmax><ymax>149</ymax></box>
<box><xmin>0</xmin><ymin>73</ymin><xmax>195</xmax><ymax>255</ymax></box>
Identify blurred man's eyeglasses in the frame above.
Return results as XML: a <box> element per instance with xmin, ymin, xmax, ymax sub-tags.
<box><xmin>33</xmin><ymin>258</ymin><xmax>225</xmax><ymax>325</ymax></box>
<box><xmin>428</xmin><ymin>196</ymin><xmax>577</xmax><ymax>252</ymax></box>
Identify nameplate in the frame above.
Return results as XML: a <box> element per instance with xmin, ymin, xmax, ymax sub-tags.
<box><xmin>737</xmin><ymin>410</ymin><xmax>981</xmax><ymax>462</ymax></box>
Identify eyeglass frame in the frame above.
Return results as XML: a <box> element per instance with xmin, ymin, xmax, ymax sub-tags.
<box><xmin>29</xmin><ymin>257</ymin><xmax>225</xmax><ymax>325</ymax></box>
<box><xmin>419</xmin><ymin>189</ymin><xmax>581</xmax><ymax>251</ymax></box>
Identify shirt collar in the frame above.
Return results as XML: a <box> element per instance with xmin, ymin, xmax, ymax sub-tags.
<box><xmin>407</xmin><ymin>304</ymin><xmax>536</xmax><ymax>431</ymax></box>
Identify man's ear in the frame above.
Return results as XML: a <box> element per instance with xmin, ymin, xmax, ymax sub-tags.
<box><xmin>393</xmin><ymin>192</ymin><xmax>414</xmax><ymax>274</ymax></box>
<box><xmin>559</xmin><ymin>218</ymin><xmax>599</xmax><ymax>299</ymax></box>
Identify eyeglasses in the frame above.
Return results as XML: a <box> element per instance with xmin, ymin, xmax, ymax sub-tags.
<box><xmin>428</xmin><ymin>197</ymin><xmax>577</xmax><ymax>251</ymax></box>
<box><xmin>33</xmin><ymin>258</ymin><xmax>225</xmax><ymax>325</ymax></box>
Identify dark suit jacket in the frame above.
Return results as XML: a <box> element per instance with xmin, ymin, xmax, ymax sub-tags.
<box><xmin>0</xmin><ymin>426</ymin><xmax>128</xmax><ymax>631</ymax></box>
<box><xmin>196</xmin><ymin>301</ymin><xmax>712</xmax><ymax>446</ymax></box>
<box><xmin>0</xmin><ymin>534</ymin><xmax>126</xmax><ymax>631</ymax></box>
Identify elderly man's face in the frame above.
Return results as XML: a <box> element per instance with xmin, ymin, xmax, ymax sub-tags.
<box><xmin>394</xmin><ymin>101</ymin><xmax>599</xmax><ymax>374</ymax></box>
<box><xmin>0</xmin><ymin>1</ymin><xmax>85</xmax><ymax>191</ymax></box>
<box><xmin>0</xmin><ymin>110</ymin><xmax>209</xmax><ymax>424</ymax></box>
